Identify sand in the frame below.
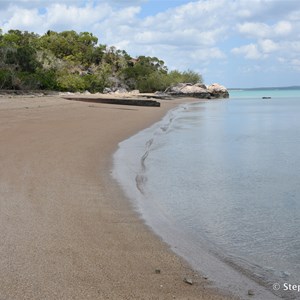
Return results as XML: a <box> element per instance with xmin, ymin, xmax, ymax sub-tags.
<box><xmin>0</xmin><ymin>94</ymin><xmax>233</xmax><ymax>299</ymax></box>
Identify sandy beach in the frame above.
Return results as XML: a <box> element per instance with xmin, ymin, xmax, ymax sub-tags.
<box><xmin>0</xmin><ymin>94</ymin><xmax>232</xmax><ymax>300</ymax></box>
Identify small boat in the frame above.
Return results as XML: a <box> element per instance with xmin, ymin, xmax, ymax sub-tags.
<box><xmin>262</xmin><ymin>96</ymin><xmax>271</xmax><ymax>99</ymax></box>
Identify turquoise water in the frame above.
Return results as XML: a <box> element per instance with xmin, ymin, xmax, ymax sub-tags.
<box><xmin>113</xmin><ymin>89</ymin><xmax>300</xmax><ymax>299</ymax></box>
<box><xmin>229</xmin><ymin>88</ymin><xmax>300</xmax><ymax>99</ymax></box>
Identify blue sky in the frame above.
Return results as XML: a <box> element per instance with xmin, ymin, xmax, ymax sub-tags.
<box><xmin>1</xmin><ymin>0</ymin><xmax>300</xmax><ymax>88</ymax></box>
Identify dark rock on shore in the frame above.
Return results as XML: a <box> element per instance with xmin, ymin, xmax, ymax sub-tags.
<box><xmin>63</xmin><ymin>97</ymin><xmax>160</xmax><ymax>107</ymax></box>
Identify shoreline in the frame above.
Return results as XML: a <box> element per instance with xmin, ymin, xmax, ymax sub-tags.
<box><xmin>0</xmin><ymin>95</ymin><xmax>231</xmax><ymax>299</ymax></box>
<box><xmin>112</xmin><ymin>101</ymin><xmax>279</xmax><ymax>300</ymax></box>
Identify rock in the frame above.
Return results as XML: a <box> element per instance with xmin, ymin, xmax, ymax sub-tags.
<box><xmin>165</xmin><ymin>82</ymin><xmax>229</xmax><ymax>99</ymax></box>
<box><xmin>86</xmin><ymin>67</ymin><xmax>93</xmax><ymax>75</ymax></box>
<box><xmin>207</xmin><ymin>83</ymin><xmax>229</xmax><ymax>98</ymax></box>
<box><xmin>183</xmin><ymin>277</ymin><xmax>193</xmax><ymax>285</ymax></box>
<box><xmin>155</xmin><ymin>269</ymin><xmax>161</xmax><ymax>274</ymax></box>
<box><xmin>248</xmin><ymin>289</ymin><xmax>255</xmax><ymax>296</ymax></box>
<box><xmin>103</xmin><ymin>87</ymin><xmax>112</xmax><ymax>94</ymax></box>
<box><xmin>192</xmin><ymin>82</ymin><xmax>207</xmax><ymax>89</ymax></box>
<box><xmin>153</xmin><ymin>91</ymin><xmax>172</xmax><ymax>99</ymax></box>
<box><xmin>114</xmin><ymin>88</ymin><xmax>128</xmax><ymax>94</ymax></box>
<box><xmin>129</xmin><ymin>89</ymin><xmax>140</xmax><ymax>95</ymax></box>
<box><xmin>166</xmin><ymin>83</ymin><xmax>211</xmax><ymax>98</ymax></box>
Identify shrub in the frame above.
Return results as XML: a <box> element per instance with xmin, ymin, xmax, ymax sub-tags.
<box><xmin>83</xmin><ymin>74</ymin><xmax>107</xmax><ymax>93</ymax></box>
<box><xmin>57</xmin><ymin>73</ymin><xmax>86</xmax><ymax>92</ymax></box>
<box><xmin>167</xmin><ymin>70</ymin><xmax>203</xmax><ymax>86</ymax></box>
<box><xmin>0</xmin><ymin>70</ymin><xmax>12</xmax><ymax>89</ymax></box>
<box><xmin>36</xmin><ymin>69</ymin><xmax>58</xmax><ymax>90</ymax></box>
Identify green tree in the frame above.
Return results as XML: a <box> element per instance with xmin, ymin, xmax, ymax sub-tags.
<box><xmin>2</xmin><ymin>29</ymin><xmax>39</xmax><ymax>48</ymax></box>
<box><xmin>180</xmin><ymin>70</ymin><xmax>203</xmax><ymax>84</ymax></box>
<box><xmin>0</xmin><ymin>30</ymin><xmax>41</xmax><ymax>89</ymax></box>
<box><xmin>56</xmin><ymin>73</ymin><xmax>86</xmax><ymax>92</ymax></box>
<box><xmin>122</xmin><ymin>56</ymin><xmax>169</xmax><ymax>91</ymax></box>
<box><xmin>38</xmin><ymin>30</ymin><xmax>99</xmax><ymax>66</ymax></box>
<box><xmin>0</xmin><ymin>28</ymin><xmax>203</xmax><ymax>93</ymax></box>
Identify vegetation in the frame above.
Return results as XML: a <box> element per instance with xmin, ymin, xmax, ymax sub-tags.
<box><xmin>0</xmin><ymin>29</ymin><xmax>203</xmax><ymax>93</ymax></box>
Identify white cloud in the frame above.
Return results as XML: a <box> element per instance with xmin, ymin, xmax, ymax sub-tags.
<box><xmin>237</xmin><ymin>22</ymin><xmax>270</xmax><ymax>39</ymax></box>
<box><xmin>2</xmin><ymin>7</ymin><xmax>42</xmax><ymax>30</ymax></box>
<box><xmin>1</xmin><ymin>2</ymin><xmax>110</xmax><ymax>33</ymax></box>
<box><xmin>232</xmin><ymin>43</ymin><xmax>265</xmax><ymax>60</ymax></box>
<box><xmin>274</xmin><ymin>21</ymin><xmax>292</xmax><ymax>36</ymax></box>
<box><xmin>258</xmin><ymin>39</ymin><xmax>278</xmax><ymax>53</ymax></box>
<box><xmin>237</xmin><ymin>20</ymin><xmax>293</xmax><ymax>39</ymax></box>
<box><xmin>141</xmin><ymin>0</ymin><xmax>229</xmax><ymax>43</ymax></box>
<box><xmin>1</xmin><ymin>2</ymin><xmax>142</xmax><ymax>36</ymax></box>
<box><xmin>45</xmin><ymin>3</ymin><xmax>110</xmax><ymax>31</ymax></box>
<box><xmin>232</xmin><ymin>39</ymin><xmax>280</xmax><ymax>60</ymax></box>
<box><xmin>239</xmin><ymin>64</ymin><xmax>262</xmax><ymax>74</ymax></box>
<box><xmin>132</xmin><ymin>27</ymin><xmax>225</xmax><ymax>47</ymax></box>
<box><xmin>189</xmin><ymin>48</ymin><xmax>226</xmax><ymax>61</ymax></box>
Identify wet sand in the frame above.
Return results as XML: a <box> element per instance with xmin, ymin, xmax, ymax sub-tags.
<box><xmin>0</xmin><ymin>95</ymin><xmax>233</xmax><ymax>299</ymax></box>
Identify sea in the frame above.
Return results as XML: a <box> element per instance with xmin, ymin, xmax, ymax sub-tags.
<box><xmin>113</xmin><ymin>87</ymin><xmax>300</xmax><ymax>299</ymax></box>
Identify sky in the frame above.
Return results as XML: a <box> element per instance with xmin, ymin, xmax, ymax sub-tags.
<box><xmin>1</xmin><ymin>0</ymin><xmax>300</xmax><ymax>88</ymax></box>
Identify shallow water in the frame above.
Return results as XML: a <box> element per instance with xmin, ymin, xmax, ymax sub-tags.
<box><xmin>113</xmin><ymin>89</ymin><xmax>300</xmax><ymax>299</ymax></box>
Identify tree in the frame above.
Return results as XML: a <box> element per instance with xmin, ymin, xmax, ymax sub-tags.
<box><xmin>56</xmin><ymin>73</ymin><xmax>86</xmax><ymax>92</ymax></box>
<box><xmin>38</xmin><ymin>30</ymin><xmax>99</xmax><ymax>66</ymax></box>
<box><xmin>0</xmin><ymin>28</ymin><xmax>204</xmax><ymax>93</ymax></box>
<box><xmin>0</xmin><ymin>30</ymin><xmax>41</xmax><ymax>89</ymax></box>
<box><xmin>181</xmin><ymin>70</ymin><xmax>203</xmax><ymax>84</ymax></box>
<box><xmin>2</xmin><ymin>30</ymin><xmax>39</xmax><ymax>47</ymax></box>
<box><xmin>122</xmin><ymin>55</ymin><xmax>169</xmax><ymax>91</ymax></box>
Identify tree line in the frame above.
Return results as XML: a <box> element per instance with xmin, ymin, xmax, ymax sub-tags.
<box><xmin>0</xmin><ymin>29</ymin><xmax>203</xmax><ymax>93</ymax></box>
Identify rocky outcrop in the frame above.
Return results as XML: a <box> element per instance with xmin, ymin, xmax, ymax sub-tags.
<box><xmin>103</xmin><ymin>88</ymin><xmax>140</xmax><ymax>95</ymax></box>
<box><xmin>207</xmin><ymin>83</ymin><xmax>229</xmax><ymax>98</ymax></box>
<box><xmin>165</xmin><ymin>83</ymin><xmax>229</xmax><ymax>99</ymax></box>
<box><xmin>165</xmin><ymin>83</ymin><xmax>210</xmax><ymax>98</ymax></box>
<box><xmin>103</xmin><ymin>87</ymin><xmax>128</xmax><ymax>94</ymax></box>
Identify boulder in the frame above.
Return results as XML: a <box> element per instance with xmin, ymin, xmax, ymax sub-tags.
<box><xmin>165</xmin><ymin>83</ymin><xmax>211</xmax><ymax>98</ymax></box>
<box><xmin>128</xmin><ymin>89</ymin><xmax>140</xmax><ymax>95</ymax></box>
<box><xmin>207</xmin><ymin>83</ymin><xmax>229</xmax><ymax>98</ymax></box>
<box><xmin>103</xmin><ymin>87</ymin><xmax>112</xmax><ymax>94</ymax></box>
<box><xmin>114</xmin><ymin>88</ymin><xmax>128</xmax><ymax>94</ymax></box>
<box><xmin>165</xmin><ymin>82</ymin><xmax>229</xmax><ymax>99</ymax></box>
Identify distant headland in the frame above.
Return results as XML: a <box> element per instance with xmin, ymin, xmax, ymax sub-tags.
<box><xmin>0</xmin><ymin>29</ymin><xmax>228</xmax><ymax>99</ymax></box>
